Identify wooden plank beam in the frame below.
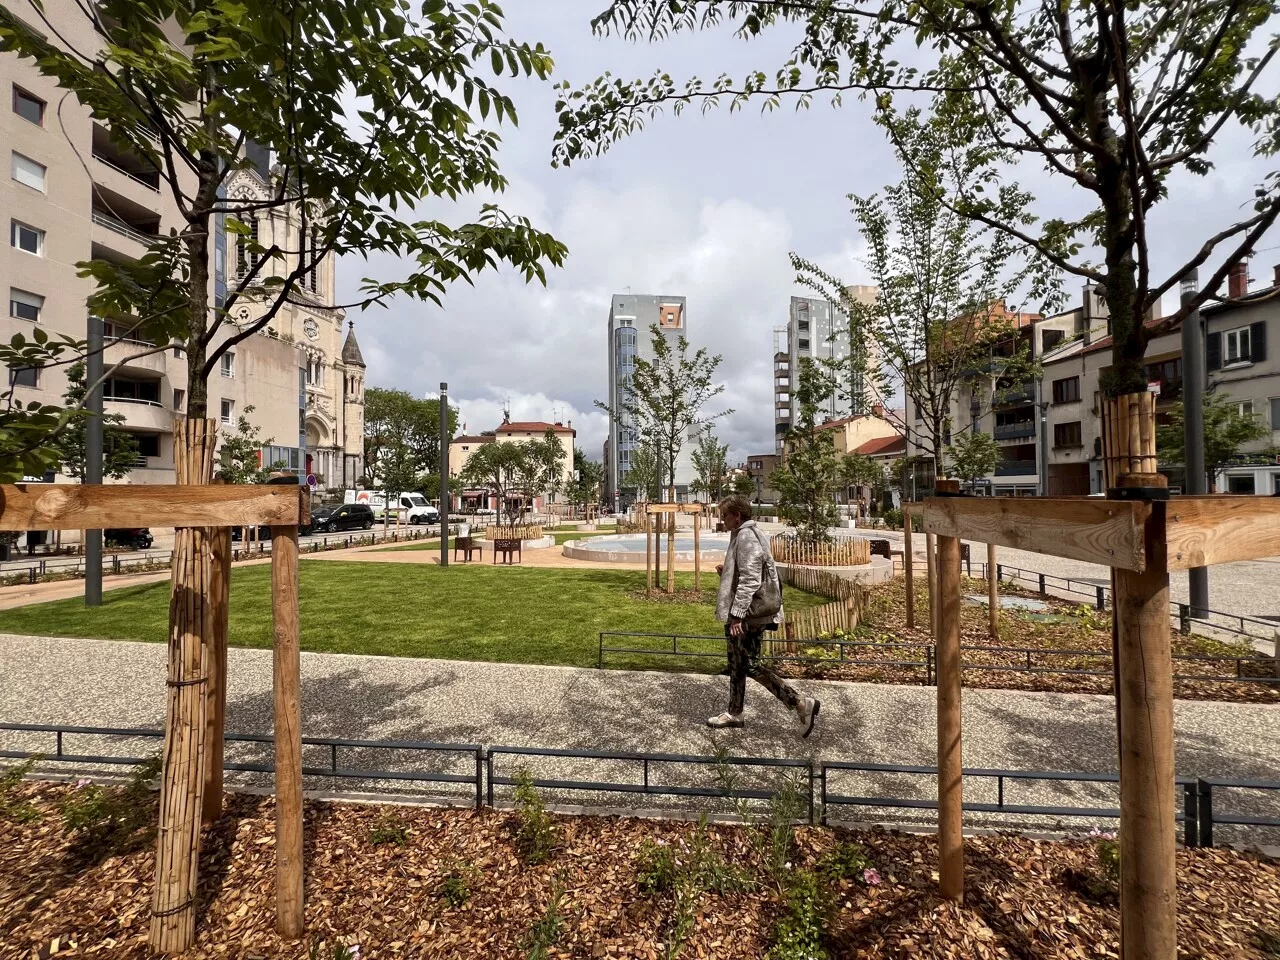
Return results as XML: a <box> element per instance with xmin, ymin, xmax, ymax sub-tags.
<box><xmin>1164</xmin><ymin>496</ymin><xmax>1280</xmax><ymax>570</ymax></box>
<box><xmin>0</xmin><ymin>484</ymin><xmax>308</xmax><ymax>531</ymax></box>
<box><xmin>922</xmin><ymin>496</ymin><xmax>1148</xmax><ymax>572</ymax></box>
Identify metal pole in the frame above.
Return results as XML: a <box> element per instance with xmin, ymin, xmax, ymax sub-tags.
<box><xmin>85</xmin><ymin>315</ymin><xmax>104</xmax><ymax>606</ymax></box>
<box><xmin>1036</xmin><ymin>381</ymin><xmax>1050</xmax><ymax>496</ymax></box>
<box><xmin>439</xmin><ymin>382</ymin><xmax>449</xmax><ymax>568</ymax></box>
<box><xmin>1181</xmin><ymin>270</ymin><xmax>1209</xmax><ymax>615</ymax></box>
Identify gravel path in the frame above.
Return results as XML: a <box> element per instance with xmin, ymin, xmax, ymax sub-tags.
<box><xmin>2</xmin><ymin>632</ymin><xmax>1277</xmax><ymax>842</ymax></box>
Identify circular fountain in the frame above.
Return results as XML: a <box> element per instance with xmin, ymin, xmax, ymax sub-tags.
<box><xmin>562</xmin><ymin>532</ymin><xmax>730</xmax><ymax>563</ymax></box>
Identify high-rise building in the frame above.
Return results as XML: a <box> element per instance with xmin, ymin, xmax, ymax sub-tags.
<box><xmin>604</xmin><ymin>293</ymin><xmax>695</xmax><ymax>506</ymax></box>
<box><xmin>1</xmin><ymin>0</ymin><xmax>361</xmax><ymax>496</ymax></box>
<box><xmin>775</xmin><ymin>288</ymin><xmax>879</xmax><ymax>451</ymax></box>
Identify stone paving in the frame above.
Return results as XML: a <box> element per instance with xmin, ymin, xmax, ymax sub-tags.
<box><xmin>2</xmin><ymin>633</ymin><xmax>1276</xmax><ymax>842</ymax></box>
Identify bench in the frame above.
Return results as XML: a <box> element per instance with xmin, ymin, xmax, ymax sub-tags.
<box><xmin>453</xmin><ymin>535</ymin><xmax>481</xmax><ymax>562</ymax></box>
<box><xmin>492</xmin><ymin>538</ymin><xmax>522</xmax><ymax>565</ymax></box>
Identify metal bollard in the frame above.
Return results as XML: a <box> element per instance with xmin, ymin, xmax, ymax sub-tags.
<box><xmin>1196</xmin><ymin>779</ymin><xmax>1213</xmax><ymax>848</ymax></box>
<box><xmin>1096</xmin><ymin>585</ymin><xmax>1106</xmax><ymax>611</ymax></box>
<box><xmin>1038</xmin><ymin>573</ymin><xmax>1047</xmax><ymax>597</ymax></box>
<box><xmin>1178</xmin><ymin>604</ymin><xmax>1191</xmax><ymax>635</ymax></box>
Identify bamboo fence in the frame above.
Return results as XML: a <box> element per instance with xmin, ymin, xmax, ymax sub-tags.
<box><xmin>769</xmin><ymin>535</ymin><xmax>870</xmax><ymax>567</ymax></box>
<box><xmin>479</xmin><ymin>524</ymin><xmax>543</xmax><ymax>541</ymax></box>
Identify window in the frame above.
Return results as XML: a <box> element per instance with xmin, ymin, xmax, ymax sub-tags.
<box><xmin>1052</xmin><ymin>376</ymin><xmax>1081</xmax><ymax>404</ymax></box>
<box><xmin>798</xmin><ymin>339</ymin><xmax>809</xmax><ymax>350</ymax></box>
<box><xmin>1238</xmin><ymin>400</ymin><xmax>1255</xmax><ymax>419</ymax></box>
<box><xmin>798</xmin><ymin>320</ymin><xmax>810</xmax><ymax>331</ymax></box>
<box><xmin>172</xmin><ymin>345</ymin><xmax>186</xmax><ymax>359</ymax></box>
<box><xmin>12</xmin><ymin>86</ymin><xmax>44</xmax><ymax>125</ymax></box>
<box><xmin>1054</xmin><ymin>421</ymin><xmax>1083</xmax><ymax>448</ymax></box>
<box><xmin>10</xmin><ymin>220</ymin><xmax>43</xmax><ymax>255</ymax></box>
<box><xmin>1271</xmin><ymin>397</ymin><xmax>1280</xmax><ymax>431</ymax></box>
<box><xmin>236</xmin><ymin>217</ymin><xmax>259</xmax><ymax>274</ymax></box>
<box><xmin>220</xmin><ymin>352</ymin><xmax>235</xmax><ymax>378</ymax></box>
<box><xmin>7</xmin><ymin>364</ymin><xmax>39</xmax><ymax>387</ymax></box>
<box><xmin>173</xmin><ymin>389</ymin><xmax>185</xmax><ymax>412</ymax></box>
<box><xmin>309</xmin><ymin>227</ymin><xmax>320</xmax><ymax>293</ymax></box>
<box><xmin>104</xmin><ymin>378</ymin><xmax>160</xmax><ymax>404</ymax></box>
<box><xmin>9</xmin><ymin>288</ymin><xmax>42</xmax><ymax>322</ymax></box>
<box><xmin>1225</xmin><ymin>326</ymin><xmax>1253</xmax><ymax>365</ymax></box>
<box><xmin>135</xmin><ymin>434</ymin><xmax>161</xmax><ymax>459</ymax></box>
<box><xmin>220</xmin><ymin>398</ymin><xmax>234</xmax><ymax>424</ymax></box>
<box><xmin>306</xmin><ymin>355</ymin><xmax>323</xmax><ymax>386</ymax></box>
<box><xmin>1228</xmin><ymin>474</ymin><xmax>1256</xmax><ymax>495</ymax></box>
<box><xmin>11</xmin><ymin>152</ymin><xmax>45</xmax><ymax>191</ymax></box>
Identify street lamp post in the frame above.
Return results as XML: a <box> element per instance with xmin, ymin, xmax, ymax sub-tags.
<box><xmin>1181</xmin><ymin>271</ymin><xmax>1209</xmax><ymax>614</ymax></box>
<box><xmin>439</xmin><ymin>382</ymin><xmax>449</xmax><ymax>568</ymax></box>
<box><xmin>85</xmin><ymin>315</ymin><xmax>104</xmax><ymax>607</ymax></box>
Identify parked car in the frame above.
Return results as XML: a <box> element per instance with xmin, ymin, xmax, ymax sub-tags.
<box><xmin>230</xmin><ymin>525</ymin><xmax>272</xmax><ymax>543</ymax></box>
<box><xmin>105</xmin><ymin>528</ymin><xmax>154</xmax><ymax>550</ymax></box>
<box><xmin>304</xmin><ymin>503</ymin><xmax>375</xmax><ymax>535</ymax></box>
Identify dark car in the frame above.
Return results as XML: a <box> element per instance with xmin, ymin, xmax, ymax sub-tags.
<box><xmin>304</xmin><ymin>503</ymin><xmax>375</xmax><ymax>535</ymax></box>
<box><xmin>105</xmin><ymin>528</ymin><xmax>153</xmax><ymax>550</ymax></box>
<box><xmin>230</xmin><ymin>525</ymin><xmax>272</xmax><ymax>543</ymax></box>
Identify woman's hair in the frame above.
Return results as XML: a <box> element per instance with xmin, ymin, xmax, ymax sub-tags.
<box><xmin>717</xmin><ymin>495</ymin><xmax>753</xmax><ymax>521</ymax></box>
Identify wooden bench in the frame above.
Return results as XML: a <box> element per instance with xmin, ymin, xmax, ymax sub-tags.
<box><xmin>492</xmin><ymin>538</ymin><xmax>521</xmax><ymax>565</ymax></box>
<box><xmin>453</xmin><ymin>535</ymin><xmax>481</xmax><ymax>562</ymax></box>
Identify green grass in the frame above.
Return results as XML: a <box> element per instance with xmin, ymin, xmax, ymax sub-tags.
<box><xmin>377</xmin><ymin>530</ymin><xmax>615</xmax><ymax>551</ymax></box>
<box><xmin>0</xmin><ymin>562</ymin><xmax>826</xmax><ymax>670</ymax></box>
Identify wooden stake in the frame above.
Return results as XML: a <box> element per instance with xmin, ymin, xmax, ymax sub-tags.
<box><xmin>925</xmin><ymin>531</ymin><xmax>937</xmax><ymax>639</ymax></box>
<box><xmin>987</xmin><ymin>541</ymin><xmax>998</xmax><ymax>641</ymax></box>
<box><xmin>150</xmin><ymin>418</ymin><xmax>216</xmax><ymax>954</ymax></box>
<box><xmin>693</xmin><ymin>515</ymin><xmax>701</xmax><ymax>593</ymax></box>
<box><xmin>271</xmin><ymin>523</ymin><xmax>304</xmax><ymax>939</ymax></box>
<box><xmin>935</xmin><ymin>478</ymin><xmax>964</xmax><ymax>902</ymax></box>
<box><xmin>645</xmin><ymin>515</ymin><xmax>653</xmax><ymax>597</ymax></box>
<box><xmin>203</xmin><ymin>524</ymin><xmax>231</xmax><ymax>824</ymax></box>
<box><xmin>904</xmin><ymin>509</ymin><xmax>915</xmax><ymax>629</ymax></box>
<box><xmin>666</xmin><ymin>510</ymin><xmax>676</xmax><ymax>594</ymax></box>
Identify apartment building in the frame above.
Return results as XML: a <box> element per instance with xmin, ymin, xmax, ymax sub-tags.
<box><xmin>2</xmin><ymin>0</ymin><xmax>359</xmax><ymax>497</ymax></box>
<box><xmin>447</xmin><ymin>419</ymin><xmax>576</xmax><ymax>511</ymax></box>
<box><xmin>604</xmin><ymin>293</ymin><xmax>695</xmax><ymax>506</ymax></box>
<box><xmin>1202</xmin><ymin>263</ymin><xmax>1279</xmax><ymax>494</ymax></box>
<box><xmin>774</xmin><ymin>287</ymin><xmax>879</xmax><ymax>453</ymax></box>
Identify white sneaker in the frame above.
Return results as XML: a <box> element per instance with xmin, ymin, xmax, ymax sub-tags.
<box><xmin>796</xmin><ymin>698</ymin><xmax>821</xmax><ymax>739</ymax></box>
<box><xmin>706</xmin><ymin>712</ymin><xmax>744</xmax><ymax>729</ymax></box>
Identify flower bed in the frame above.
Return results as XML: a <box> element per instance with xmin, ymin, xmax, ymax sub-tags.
<box><xmin>1</xmin><ymin>779</ymin><xmax>1277</xmax><ymax>959</ymax></box>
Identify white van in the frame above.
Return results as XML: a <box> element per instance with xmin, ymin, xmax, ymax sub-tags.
<box><xmin>344</xmin><ymin>490</ymin><xmax>439</xmax><ymax>524</ymax></box>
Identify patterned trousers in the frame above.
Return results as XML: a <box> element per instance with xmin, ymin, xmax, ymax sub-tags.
<box><xmin>725</xmin><ymin>624</ymin><xmax>801</xmax><ymax>715</ymax></box>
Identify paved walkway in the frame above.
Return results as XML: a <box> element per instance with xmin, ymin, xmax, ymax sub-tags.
<box><xmin>2</xmin><ymin>633</ymin><xmax>1276</xmax><ymax>838</ymax></box>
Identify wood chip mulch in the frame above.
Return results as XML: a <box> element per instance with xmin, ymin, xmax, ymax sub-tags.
<box><xmin>771</xmin><ymin>577</ymin><xmax>1280</xmax><ymax>704</ymax></box>
<box><xmin>2</xmin><ymin>784</ymin><xmax>1279</xmax><ymax>959</ymax></box>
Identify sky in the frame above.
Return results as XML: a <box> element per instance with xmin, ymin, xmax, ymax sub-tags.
<box><xmin>336</xmin><ymin>0</ymin><xmax>1277</xmax><ymax>464</ymax></box>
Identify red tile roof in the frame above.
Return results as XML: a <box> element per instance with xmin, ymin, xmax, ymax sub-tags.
<box><xmin>1081</xmin><ymin>314</ymin><xmax>1181</xmax><ymax>355</ymax></box>
<box><xmin>496</xmin><ymin>421</ymin><xmax>576</xmax><ymax>435</ymax></box>
<box><xmin>855</xmin><ymin>435</ymin><xmax>907</xmax><ymax>456</ymax></box>
<box><xmin>452</xmin><ymin>435</ymin><xmax>494</xmax><ymax>445</ymax></box>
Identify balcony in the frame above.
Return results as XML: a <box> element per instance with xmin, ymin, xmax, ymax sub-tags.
<box><xmin>105</xmin><ymin>397</ymin><xmax>171</xmax><ymax>432</ymax></box>
<box><xmin>92</xmin><ymin>211</ymin><xmax>159</xmax><ymax>251</ymax></box>
<box><xmin>104</xmin><ymin>337</ymin><xmax>167</xmax><ymax>376</ymax></box>
<box><xmin>993</xmin><ymin>382</ymin><xmax>1035</xmax><ymax>407</ymax></box>
<box><xmin>995</xmin><ymin>460</ymin><xmax>1037</xmax><ymax>476</ymax></box>
<box><xmin>994</xmin><ymin>422</ymin><xmax>1037</xmax><ymax>441</ymax></box>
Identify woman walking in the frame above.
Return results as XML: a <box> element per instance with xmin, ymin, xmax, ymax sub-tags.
<box><xmin>709</xmin><ymin>496</ymin><xmax>820</xmax><ymax>737</ymax></box>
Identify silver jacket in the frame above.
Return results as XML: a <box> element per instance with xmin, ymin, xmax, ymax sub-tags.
<box><xmin>715</xmin><ymin>520</ymin><xmax>783</xmax><ymax>626</ymax></box>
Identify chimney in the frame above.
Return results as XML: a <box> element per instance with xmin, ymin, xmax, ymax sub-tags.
<box><xmin>1229</xmin><ymin>261</ymin><xmax>1249</xmax><ymax>299</ymax></box>
<box><xmin>1272</xmin><ymin>263</ymin><xmax>1280</xmax><ymax>288</ymax></box>
<box><xmin>872</xmin><ymin>402</ymin><xmax>884</xmax><ymax>418</ymax></box>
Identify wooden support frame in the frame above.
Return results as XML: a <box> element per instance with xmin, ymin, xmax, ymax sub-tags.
<box><xmin>902</xmin><ymin>504</ymin><xmax>917</xmax><ymax>629</ymax></box>
<box><xmin>644</xmin><ymin>502</ymin><xmax>705</xmax><ymax>596</ymax></box>
<box><xmin>0</xmin><ymin>483</ymin><xmax>309</xmax><ymax>531</ymax></box>
<box><xmin>271</xmin><ymin>524</ymin><xmax>304</xmax><ymax>938</ymax></box>
<box><xmin>986</xmin><ymin>541</ymin><xmax>999</xmax><ymax>641</ymax></box>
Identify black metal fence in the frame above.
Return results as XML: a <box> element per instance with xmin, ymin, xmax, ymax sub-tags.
<box><xmin>2</xmin><ymin>721</ymin><xmax>1275</xmax><ymax>848</ymax></box>
<box><xmin>596</xmin><ymin>632</ymin><xmax>1280</xmax><ymax>689</ymax></box>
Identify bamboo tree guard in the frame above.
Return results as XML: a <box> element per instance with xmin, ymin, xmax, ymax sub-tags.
<box><xmin>203</xmin><ymin>521</ymin><xmax>231</xmax><ymax>824</ymax></box>
<box><xmin>925</xmin><ymin>530</ymin><xmax>938</xmax><ymax>639</ymax></box>
<box><xmin>903</xmin><ymin>504</ymin><xmax>917</xmax><ymax>629</ymax></box>
<box><xmin>921</xmin><ymin>390</ymin><xmax>1280</xmax><ymax>959</ymax></box>
<box><xmin>151</xmin><ymin>418</ymin><xmax>217</xmax><ymax>950</ymax></box>
<box><xmin>932</xmin><ymin>478</ymin><xmax>964</xmax><ymax>900</ymax></box>
<box><xmin>0</xmin><ymin>478</ymin><xmax>310</xmax><ymax>952</ymax></box>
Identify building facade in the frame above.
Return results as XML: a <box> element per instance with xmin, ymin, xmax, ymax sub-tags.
<box><xmin>447</xmin><ymin>419</ymin><xmax>576</xmax><ymax>511</ymax></box>
<box><xmin>604</xmin><ymin>293</ymin><xmax>695</xmax><ymax>506</ymax></box>
<box><xmin>2</xmin><ymin>0</ymin><xmax>359</xmax><ymax>497</ymax></box>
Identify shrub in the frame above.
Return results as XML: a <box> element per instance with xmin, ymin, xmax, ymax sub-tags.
<box><xmin>769</xmin><ymin>869</ymin><xmax>831</xmax><ymax>960</ymax></box>
<box><xmin>369</xmin><ymin>813</ymin><xmax>409</xmax><ymax>847</ymax></box>
<box><xmin>308</xmin><ymin>943</ymin><xmax>360</xmax><ymax>960</ymax></box>
<box><xmin>58</xmin><ymin>754</ymin><xmax>160</xmax><ymax>852</ymax></box>
<box><xmin>438</xmin><ymin>863</ymin><xmax>480</xmax><ymax>908</ymax></box>
<box><xmin>523</xmin><ymin>880</ymin><xmax>565</xmax><ymax>960</ymax></box>
<box><xmin>0</xmin><ymin>757</ymin><xmax>42</xmax><ymax>824</ymax></box>
<box><xmin>513</xmin><ymin>770</ymin><xmax>558</xmax><ymax>865</ymax></box>
<box><xmin>636</xmin><ymin>840</ymin><xmax>679</xmax><ymax>894</ymax></box>
<box><xmin>817</xmin><ymin>842</ymin><xmax>873</xmax><ymax>883</ymax></box>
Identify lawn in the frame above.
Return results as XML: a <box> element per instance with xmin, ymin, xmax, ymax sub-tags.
<box><xmin>0</xmin><ymin>562</ymin><xmax>826</xmax><ymax>671</ymax></box>
<box><xmin>378</xmin><ymin>530</ymin><xmax>617</xmax><ymax>551</ymax></box>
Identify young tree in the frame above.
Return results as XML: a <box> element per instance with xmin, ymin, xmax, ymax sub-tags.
<box><xmin>534</xmin><ymin>427</ymin><xmax>569</xmax><ymax>504</ymax></box>
<box><xmin>53</xmin><ymin>362</ymin><xmax>138</xmax><ymax>480</ymax></box>
<box><xmin>946</xmin><ymin>430</ymin><xmax>1003</xmax><ymax>490</ymax></box>
<box><xmin>552</xmin><ymin>0</ymin><xmax>1280</xmax><ymax>405</ymax></box>
<box><xmin>569</xmin><ymin>449</ymin><xmax>605</xmax><ymax>509</ymax></box>
<box><xmin>773</xmin><ymin>360</ymin><xmax>841</xmax><ymax>543</ymax></box>
<box><xmin>690</xmin><ymin>430</ymin><xmax>730</xmax><ymax>502</ymax></box>
<box><xmin>597</xmin><ymin>323</ymin><xmax>731</xmax><ymax>504</ymax></box>
<box><xmin>840</xmin><ymin>453</ymin><xmax>887</xmax><ymax>511</ymax></box>
<box><xmin>622</xmin><ymin>442</ymin><xmax>661</xmax><ymax>502</ymax></box>
<box><xmin>796</xmin><ymin>114</ymin><xmax>1047</xmax><ymax>478</ymax></box>
<box><xmin>216</xmin><ymin>405</ymin><xmax>285</xmax><ymax>484</ymax></box>
<box><xmin>732</xmin><ymin>471</ymin><xmax>756</xmax><ymax>499</ymax></box>
<box><xmin>363</xmin><ymin>387</ymin><xmax>459</xmax><ymax>519</ymax></box>
<box><xmin>460</xmin><ymin>441</ymin><xmax>532</xmax><ymax>525</ymax></box>
<box><xmin>1157</xmin><ymin>395</ymin><xmax>1273</xmax><ymax>488</ymax></box>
